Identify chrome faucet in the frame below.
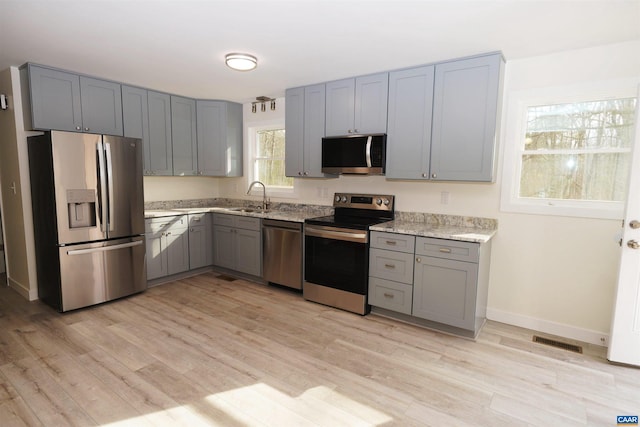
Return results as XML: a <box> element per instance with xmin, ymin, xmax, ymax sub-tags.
<box><xmin>247</xmin><ymin>180</ymin><xmax>270</xmax><ymax>211</ymax></box>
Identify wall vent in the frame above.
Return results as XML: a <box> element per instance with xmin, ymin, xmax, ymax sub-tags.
<box><xmin>532</xmin><ymin>335</ymin><xmax>583</xmax><ymax>353</ymax></box>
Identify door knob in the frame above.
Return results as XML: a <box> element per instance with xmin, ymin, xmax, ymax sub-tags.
<box><xmin>627</xmin><ymin>240</ymin><xmax>640</xmax><ymax>249</ymax></box>
<box><xmin>630</xmin><ymin>220</ymin><xmax>640</xmax><ymax>229</ymax></box>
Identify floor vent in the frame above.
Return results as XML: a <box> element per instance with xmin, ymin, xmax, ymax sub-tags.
<box><xmin>532</xmin><ymin>335</ymin><xmax>583</xmax><ymax>353</ymax></box>
<box><xmin>217</xmin><ymin>274</ymin><xmax>237</xmax><ymax>282</ymax></box>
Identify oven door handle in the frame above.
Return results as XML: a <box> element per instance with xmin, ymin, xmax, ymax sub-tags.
<box><xmin>305</xmin><ymin>226</ymin><xmax>367</xmax><ymax>243</ymax></box>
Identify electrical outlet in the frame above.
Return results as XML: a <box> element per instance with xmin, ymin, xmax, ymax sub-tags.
<box><xmin>441</xmin><ymin>191</ymin><xmax>450</xmax><ymax>205</ymax></box>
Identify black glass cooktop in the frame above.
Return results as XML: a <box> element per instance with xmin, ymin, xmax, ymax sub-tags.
<box><xmin>305</xmin><ymin>214</ymin><xmax>392</xmax><ymax>230</ymax></box>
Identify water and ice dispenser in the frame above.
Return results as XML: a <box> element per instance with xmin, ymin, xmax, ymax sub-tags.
<box><xmin>66</xmin><ymin>189</ymin><xmax>97</xmax><ymax>228</ymax></box>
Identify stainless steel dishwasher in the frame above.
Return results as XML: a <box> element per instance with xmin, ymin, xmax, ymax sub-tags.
<box><xmin>262</xmin><ymin>219</ymin><xmax>302</xmax><ymax>290</ymax></box>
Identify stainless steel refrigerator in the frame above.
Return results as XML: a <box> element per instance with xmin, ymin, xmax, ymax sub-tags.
<box><xmin>28</xmin><ymin>131</ymin><xmax>146</xmax><ymax>312</ymax></box>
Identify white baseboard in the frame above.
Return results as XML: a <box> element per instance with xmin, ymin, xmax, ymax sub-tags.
<box><xmin>8</xmin><ymin>277</ymin><xmax>38</xmax><ymax>301</ymax></box>
<box><xmin>486</xmin><ymin>307</ymin><xmax>609</xmax><ymax>347</ymax></box>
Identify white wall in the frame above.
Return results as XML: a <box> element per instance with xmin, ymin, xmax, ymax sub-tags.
<box><xmin>145</xmin><ymin>41</ymin><xmax>640</xmax><ymax>344</ymax></box>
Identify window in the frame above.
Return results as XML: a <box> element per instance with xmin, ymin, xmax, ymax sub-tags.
<box><xmin>250</xmin><ymin>125</ymin><xmax>294</xmax><ymax>194</ymax></box>
<box><xmin>502</xmin><ymin>84</ymin><xmax>638</xmax><ymax>219</ymax></box>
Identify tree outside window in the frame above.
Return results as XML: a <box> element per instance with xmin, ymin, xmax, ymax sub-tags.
<box><xmin>253</xmin><ymin>128</ymin><xmax>293</xmax><ymax>189</ymax></box>
<box><xmin>519</xmin><ymin>98</ymin><xmax>637</xmax><ymax>203</ymax></box>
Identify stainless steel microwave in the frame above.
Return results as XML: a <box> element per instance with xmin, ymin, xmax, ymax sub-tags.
<box><xmin>321</xmin><ymin>134</ymin><xmax>386</xmax><ymax>175</ymax></box>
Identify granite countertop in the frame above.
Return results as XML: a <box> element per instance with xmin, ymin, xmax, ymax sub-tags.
<box><xmin>144</xmin><ymin>204</ymin><xmax>331</xmax><ymax>223</ymax></box>
<box><xmin>370</xmin><ymin>212</ymin><xmax>497</xmax><ymax>243</ymax></box>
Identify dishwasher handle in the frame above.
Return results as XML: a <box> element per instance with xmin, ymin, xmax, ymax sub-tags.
<box><xmin>262</xmin><ymin>219</ymin><xmax>302</xmax><ymax>232</ymax></box>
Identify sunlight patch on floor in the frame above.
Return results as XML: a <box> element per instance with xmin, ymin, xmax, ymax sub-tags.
<box><xmin>100</xmin><ymin>383</ymin><xmax>393</xmax><ymax>426</ymax></box>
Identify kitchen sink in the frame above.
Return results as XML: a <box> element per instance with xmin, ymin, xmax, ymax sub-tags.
<box><xmin>226</xmin><ymin>207</ymin><xmax>263</xmax><ymax>213</ymax></box>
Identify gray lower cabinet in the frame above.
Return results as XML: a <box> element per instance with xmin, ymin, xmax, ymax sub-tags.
<box><xmin>22</xmin><ymin>63</ymin><xmax>123</xmax><ymax>135</ymax></box>
<box><xmin>196</xmin><ymin>100</ymin><xmax>243</xmax><ymax>176</ymax></box>
<box><xmin>171</xmin><ymin>96</ymin><xmax>198</xmax><ymax>176</ymax></box>
<box><xmin>188</xmin><ymin>213</ymin><xmax>212</xmax><ymax>269</ymax></box>
<box><xmin>212</xmin><ymin>214</ymin><xmax>261</xmax><ymax>276</ymax></box>
<box><xmin>145</xmin><ymin>216</ymin><xmax>190</xmax><ymax>280</ymax></box>
<box><xmin>369</xmin><ymin>231</ymin><xmax>491</xmax><ymax>337</ymax></box>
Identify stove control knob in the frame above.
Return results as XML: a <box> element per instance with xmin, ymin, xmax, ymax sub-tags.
<box><xmin>376</xmin><ymin>198</ymin><xmax>382</xmax><ymax>206</ymax></box>
<box><xmin>341</xmin><ymin>196</ymin><xmax>348</xmax><ymax>203</ymax></box>
<box><xmin>383</xmin><ymin>198</ymin><xmax>390</xmax><ymax>206</ymax></box>
<box><xmin>335</xmin><ymin>195</ymin><xmax>341</xmax><ymax>203</ymax></box>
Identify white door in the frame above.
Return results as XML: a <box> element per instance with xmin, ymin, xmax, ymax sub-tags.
<box><xmin>608</xmin><ymin>86</ymin><xmax>640</xmax><ymax>366</ymax></box>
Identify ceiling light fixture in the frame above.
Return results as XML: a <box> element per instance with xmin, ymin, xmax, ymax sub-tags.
<box><xmin>225</xmin><ymin>53</ymin><xmax>257</xmax><ymax>71</ymax></box>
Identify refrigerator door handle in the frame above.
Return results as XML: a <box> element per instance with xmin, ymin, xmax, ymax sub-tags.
<box><xmin>105</xmin><ymin>141</ymin><xmax>115</xmax><ymax>232</ymax></box>
<box><xmin>96</xmin><ymin>141</ymin><xmax>108</xmax><ymax>233</ymax></box>
<box><xmin>66</xmin><ymin>240</ymin><xmax>143</xmax><ymax>256</ymax></box>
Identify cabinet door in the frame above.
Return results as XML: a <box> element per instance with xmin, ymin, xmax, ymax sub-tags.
<box><xmin>285</xmin><ymin>87</ymin><xmax>304</xmax><ymax>177</ymax></box>
<box><xmin>386</xmin><ymin>66</ymin><xmax>434</xmax><ymax>180</ymax></box>
<box><xmin>165</xmin><ymin>228</ymin><xmax>189</xmax><ymax>275</ymax></box>
<box><xmin>27</xmin><ymin>65</ymin><xmax>82</xmax><ymax>132</ymax></box>
<box><xmin>354</xmin><ymin>72</ymin><xmax>388</xmax><ymax>134</ymax></box>
<box><xmin>213</xmin><ymin>225</ymin><xmax>235</xmax><ymax>269</ymax></box>
<box><xmin>79</xmin><ymin>76</ymin><xmax>123</xmax><ymax>135</ymax></box>
<box><xmin>413</xmin><ymin>256</ymin><xmax>478</xmax><ymax>330</ymax></box>
<box><xmin>197</xmin><ymin>100</ymin><xmax>243</xmax><ymax>177</ymax></box>
<box><xmin>431</xmin><ymin>54</ymin><xmax>503</xmax><ymax>182</ymax></box>
<box><xmin>145</xmin><ymin>231</ymin><xmax>168</xmax><ymax>280</ymax></box>
<box><xmin>325</xmin><ymin>78</ymin><xmax>355</xmax><ymax>136</ymax></box>
<box><xmin>147</xmin><ymin>91</ymin><xmax>173</xmax><ymax>175</ymax></box>
<box><xmin>189</xmin><ymin>225</ymin><xmax>212</xmax><ymax>269</ymax></box>
<box><xmin>171</xmin><ymin>96</ymin><xmax>198</xmax><ymax>176</ymax></box>
<box><xmin>303</xmin><ymin>84</ymin><xmax>331</xmax><ymax>178</ymax></box>
<box><xmin>122</xmin><ymin>86</ymin><xmax>151</xmax><ymax>174</ymax></box>
<box><xmin>235</xmin><ymin>229</ymin><xmax>261</xmax><ymax>276</ymax></box>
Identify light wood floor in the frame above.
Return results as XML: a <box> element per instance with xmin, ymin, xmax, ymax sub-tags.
<box><xmin>0</xmin><ymin>272</ymin><xmax>638</xmax><ymax>426</ymax></box>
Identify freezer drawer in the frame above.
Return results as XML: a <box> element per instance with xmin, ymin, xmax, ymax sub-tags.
<box><xmin>59</xmin><ymin>236</ymin><xmax>146</xmax><ymax>311</ymax></box>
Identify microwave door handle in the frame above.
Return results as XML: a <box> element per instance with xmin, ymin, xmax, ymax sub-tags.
<box><xmin>105</xmin><ymin>142</ymin><xmax>115</xmax><ymax>233</ymax></box>
<box><xmin>365</xmin><ymin>135</ymin><xmax>372</xmax><ymax>168</ymax></box>
<box><xmin>96</xmin><ymin>142</ymin><xmax>108</xmax><ymax>233</ymax></box>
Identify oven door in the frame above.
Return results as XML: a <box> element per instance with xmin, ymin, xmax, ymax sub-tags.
<box><xmin>304</xmin><ymin>225</ymin><xmax>368</xmax><ymax>294</ymax></box>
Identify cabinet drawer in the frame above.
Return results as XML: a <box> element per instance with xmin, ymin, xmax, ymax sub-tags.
<box><xmin>213</xmin><ymin>213</ymin><xmax>235</xmax><ymax>227</ymax></box>
<box><xmin>145</xmin><ymin>215</ymin><xmax>187</xmax><ymax>233</ymax></box>
<box><xmin>234</xmin><ymin>216</ymin><xmax>261</xmax><ymax>231</ymax></box>
<box><xmin>415</xmin><ymin>237</ymin><xmax>479</xmax><ymax>263</ymax></box>
<box><xmin>370</xmin><ymin>231</ymin><xmax>415</xmax><ymax>253</ymax></box>
<box><xmin>369</xmin><ymin>248</ymin><xmax>414</xmax><ymax>284</ymax></box>
<box><xmin>368</xmin><ymin>277</ymin><xmax>413</xmax><ymax>315</ymax></box>
<box><xmin>188</xmin><ymin>213</ymin><xmax>210</xmax><ymax>227</ymax></box>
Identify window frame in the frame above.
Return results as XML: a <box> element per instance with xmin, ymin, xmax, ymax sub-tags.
<box><xmin>500</xmin><ymin>80</ymin><xmax>638</xmax><ymax>220</ymax></box>
<box><xmin>247</xmin><ymin>121</ymin><xmax>297</xmax><ymax>199</ymax></box>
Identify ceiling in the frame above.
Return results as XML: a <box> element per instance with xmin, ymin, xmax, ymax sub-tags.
<box><xmin>1</xmin><ymin>1</ymin><xmax>639</xmax><ymax>104</ymax></box>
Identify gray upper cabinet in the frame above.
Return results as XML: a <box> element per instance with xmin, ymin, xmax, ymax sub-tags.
<box><xmin>147</xmin><ymin>91</ymin><xmax>173</xmax><ymax>176</ymax></box>
<box><xmin>79</xmin><ymin>76</ymin><xmax>123</xmax><ymax>135</ymax></box>
<box><xmin>430</xmin><ymin>53</ymin><xmax>504</xmax><ymax>182</ymax></box>
<box><xmin>196</xmin><ymin>100</ymin><xmax>243</xmax><ymax>176</ymax></box>
<box><xmin>23</xmin><ymin>64</ymin><xmax>122</xmax><ymax>135</ymax></box>
<box><xmin>325</xmin><ymin>73</ymin><xmax>388</xmax><ymax>136</ymax></box>
<box><xmin>285</xmin><ymin>84</ymin><xmax>334</xmax><ymax>178</ymax></box>
<box><xmin>385</xmin><ymin>66</ymin><xmax>435</xmax><ymax>180</ymax></box>
<box><xmin>122</xmin><ymin>85</ymin><xmax>151</xmax><ymax>173</ymax></box>
<box><xmin>171</xmin><ymin>96</ymin><xmax>198</xmax><ymax>176</ymax></box>
<box><xmin>123</xmin><ymin>87</ymin><xmax>173</xmax><ymax>176</ymax></box>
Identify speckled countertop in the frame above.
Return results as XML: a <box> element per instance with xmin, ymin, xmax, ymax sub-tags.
<box><xmin>370</xmin><ymin>212</ymin><xmax>497</xmax><ymax>243</ymax></box>
<box><xmin>145</xmin><ymin>199</ymin><xmax>497</xmax><ymax>242</ymax></box>
<box><xmin>144</xmin><ymin>198</ymin><xmax>332</xmax><ymax>223</ymax></box>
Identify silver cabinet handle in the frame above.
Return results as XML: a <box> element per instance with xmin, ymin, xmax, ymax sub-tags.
<box><xmin>416</xmin><ymin>257</ymin><xmax>421</xmax><ymax>263</ymax></box>
<box><xmin>439</xmin><ymin>248</ymin><xmax>452</xmax><ymax>253</ymax></box>
<box><xmin>383</xmin><ymin>293</ymin><xmax>394</xmax><ymax>299</ymax></box>
<box><xmin>630</xmin><ymin>220</ymin><xmax>640</xmax><ymax>229</ymax></box>
<box><xmin>75</xmin><ymin>126</ymin><xmax>81</xmax><ymax>130</ymax></box>
<box><xmin>84</xmin><ymin>127</ymin><xmax>90</xmax><ymax>131</ymax></box>
<box><xmin>384</xmin><ymin>264</ymin><xmax>396</xmax><ymax>269</ymax></box>
<box><xmin>422</xmin><ymin>173</ymin><xmax>428</xmax><ymax>178</ymax></box>
<box><xmin>432</xmin><ymin>173</ymin><xmax>437</xmax><ymax>178</ymax></box>
<box><xmin>627</xmin><ymin>240</ymin><xmax>640</xmax><ymax>249</ymax></box>
<box><xmin>385</xmin><ymin>240</ymin><xmax>397</xmax><ymax>245</ymax></box>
